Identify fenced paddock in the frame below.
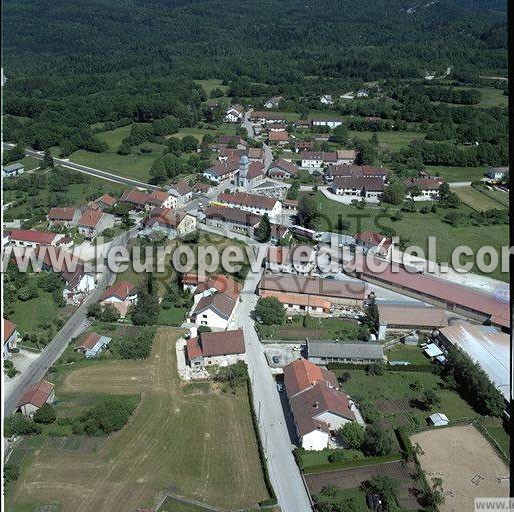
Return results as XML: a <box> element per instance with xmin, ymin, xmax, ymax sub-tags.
<box><xmin>411</xmin><ymin>425</ymin><xmax>509</xmax><ymax>512</ymax></box>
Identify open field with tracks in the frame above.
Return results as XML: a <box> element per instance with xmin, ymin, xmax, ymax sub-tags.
<box><xmin>7</xmin><ymin>328</ymin><xmax>269</xmax><ymax>512</ymax></box>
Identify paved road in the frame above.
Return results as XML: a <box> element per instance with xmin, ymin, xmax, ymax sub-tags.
<box><xmin>3</xmin><ymin>143</ymin><xmax>162</xmax><ymax>191</ymax></box>
<box><xmin>4</xmin><ymin>228</ymin><xmax>138</xmax><ymax>415</ymax></box>
<box><xmin>232</xmin><ymin>261</ymin><xmax>312</xmax><ymax>512</ymax></box>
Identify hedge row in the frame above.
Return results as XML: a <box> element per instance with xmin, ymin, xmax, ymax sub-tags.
<box><xmin>246</xmin><ymin>378</ymin><xmax>277</xmax><ymax>507</ymax></box>
<box><xmin>327</xmin><ymin>362</ymin><xmax>434</xmax><ymax>373</ymax></box>
<box><xmin>304</xmin><ymin>452</ymin><xmax>401</xmax><ymax>474</ymax></box>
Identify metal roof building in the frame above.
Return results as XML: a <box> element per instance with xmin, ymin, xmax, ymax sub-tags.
<box><xmin>307</xmin><ymin>340</ymin><xmax>384</xmax><ymax>365</ymax></box>
<box><xmin>436</xmin><ymin>321</ymin><xmax>510</xmax><ymax>401</ymax></box>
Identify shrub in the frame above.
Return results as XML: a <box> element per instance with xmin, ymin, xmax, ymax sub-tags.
<box><xmin>33</xmin><ymin>404</ymin><xmax>56</xmax><ymax>424</ymax></box>
<box><xmin>328</xmin><ymin>451</ymin><xmax>346</xmax><ymax>463</ymax></box>
<box><xmin>4</xmin><ymin>414</ymin><xmax>42</xmax><ymax>437</ymax></box>
<box><xmin>339</xmin><ymin>422</ymin><xmax>365</xmax><ymax>450</ymax></box>
<box><xmin>362</xmin><ymin>423</ymin><xmax>393</xmax><ymax>456</ymax></box>
<box><xmin>4</xmin><ymin>463</ymin><xmax>20</xmax><ymax>484</ymax></box>
<box><xmin>255</xmin><ymin>297</ymin><xmax>285</xmax><ymax>325</ymax></box>
<box><xmin>197</xmin><ymin>325</ymin><xmax>212</xmax><ymax>333</ymax></box>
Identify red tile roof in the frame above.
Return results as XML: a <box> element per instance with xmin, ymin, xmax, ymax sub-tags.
<box><xmin>247</xmin><ymin>161</ymin><xmax>265</xmax><ymax>179</ymax></box>
<box><xmin>270</xmin><ymin>159</ymin><xmax>299</xmax><ymax>175</ymax></box>
<box><xmin>99</xmin><ymin>281</ymin><xmax>137</xmax><ymax>302</ymax></box>
<box><xmin>18</xmin><ymin>379</ymin><xmax>54</xmax><ymax>408</ymax></box>
<box><xmin>347</xmin><ymin>255</ymin><xmax>510</xmax><ymax>328</ymax></box>
<box><xmin>48</xmin><ymin>207</ymin><xmax>76</xmax><ymax>221</ymax></box>
<box><xmin>95</xmin><ymin>194</ymin><xmax>117</xmax><ymax>207</ymax></box>
<box><xmin>78</xmin><ymin>209</ymin><xmax>104</xmax><ymax>228</ymax></box>
<box><xmin>200</xmin><ymin>329</ymin><xmax>245</xmax><ymax>356</ymax></box>
<box><xmin>186</xmin><ymin>337</ymin><xmax>203</xmax><ymax>359</ymax></box>
<box><xmin>301</xmin><ymin>151</ymin><xmax>338</xmax><ymax>162</ymax></box>
<box><xmin>331</xmin><ymin>176</ymin><xmax>385</xmax><ymax>192</ymax></box>
<box><xmin>355</xmin><ymin>231</ymin><xmax>392</xmax><ymax>251</ymax></box>
<box><xmin>9</xmin><ymin>229</ymin><xmax>59</xmax><ymax>245</ymax></box>
<box><xmin>404</xmin><ymin>177</ymin><xmax>444</xmax><ymax>190</ymax></box>
<box><xmin>195</xmin><ymin>274</ymin><xmax>242</xmax><ymax>301</ymax></box>
<box><xmin>169</xmin><ymin>181</ymin><xmax>192</xmax><ymax>196</ymax></box>
<box><xmin>217</xmin><ymin>191</ymin><xmax>278</xmax><ymax>211</ymax></box>
<box><xmin>3</xmin><ymin>318</ymin><xmax>16</xmax><ymax>343</ymax></box>
<box><xmin>204</xmin><ymin>206</ymin><xmax>261</xmax><ymax>227</ymax></box>
<box><xmin>208</xmin><ymin>157</ymin><xmax>240</xmax><ymax>178</ymax></box>
<box><xmin>268</xmin><ymin>130</ymin><xmax>289</xmax><ymax>142</ymax></box>
<box><xmin>290</xmin><ymin>381</ymin><xmax>355</xmax><ymax>436</ymax></box>
<box><xmin>192</xmin><ymin>292</ymin><xmax>237</xmax><ymax>320</ymax></box>
<box><xmin>283</xmin><ymin>358</ymin><xmax>339</xmax><ymax>398</ymax></box>
<box><xmin>75</xmin><ymin>332</ymin><xmax>101</xmax><ymax>351</ymax></box>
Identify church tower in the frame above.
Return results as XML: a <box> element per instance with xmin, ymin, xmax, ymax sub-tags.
<box><xmin>238</xmin><ymin>154</ymin><xmax>249</xmax><ymax>188</ymax></box>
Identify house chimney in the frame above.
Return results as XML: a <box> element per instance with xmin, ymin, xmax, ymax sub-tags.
<box><xmin>313</xmin><ymin>401</ymin><xmax>319</xmax><ymax>409</ymax></box>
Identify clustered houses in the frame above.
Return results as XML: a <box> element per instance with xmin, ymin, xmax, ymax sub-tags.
<box><xmin>354</xmin><ymin>231</ymin><xmax>394</xmax><ymax>259</ymax></box>
<box><xmin>224</xmin><ymin>104</ymin><xmax>244</xmax><ymax>123</ymax></box>
<box><xmin>403</xmin><ymin>177</ymin><xmax>445</xmax><ymax>200</ymax></box>
<box><xmin>268</xmin><ymin>159</ymin><xmax>299</xmax><ymax>179</ymax></box>
<box><xmin>193</xmin><ymin>182</ymin><xmax>213</xmax><ymax>194</ymax></box>
<box><xmin>77</xmin><ymin>209</ymin><xmax>115</xmax><ymax>239</ymax></box>
<box><xmin>186</xmin><ymin>274</ymin><xmax>242</xmax><ymax>329</ymax></box>
<box><xmin>35</xmin><ymin>246</ymin><xmax>97</xmax><ymax>305</ymax></box>
<box><xmin>283</xmin><ymin>358</ymin><xmax>356</xmax><ymax>451</ymax></box>
<box><xmin>141</xmin><ymin>208</ymin><xmax>197</xmax><ymax>239</ymax></box>
<box><xmin>47</xmin><ymin>207</ymin><xmax>81</xmax><ymax>228</ymax></box>
<box><xmin>259</xmin><ymin>272</ymin><xmax>367</xmax><ymax>313</ymax></box>
<box><xmin>120</xmin><ymin>189</ymin><xmax>176</xmax><ymax>211</ymax></box>
<box><xmin>217</xmin><ymin>191</ymin><xmax>282</xmax><ymax>217</ymax></box>
<box><xmin>486</xmin><ymin>166</ymin><xmax>509</xmax><ymax>181</ymax></box>
<box><xmin>75</xmin><ymin>331</ymin><xmax>112</xmax><ymax>358</ymax></box>
<box><xmin>17</xmin><ymin>379</ymin><xmax>56</xmax><ymax>418</ymax></box>
<box><xmin>3</xmin><ymin>318</ymin><xmax>19</xmax><ymax>359</ymax></box>
<box><xmin>186</xmin><ymin>329</ymin><xmax>246</xmax><ymax>369</ymax></box>
<box><xmin>167</xmin><ymin>181</ymin><xmax>193</xmax><ymax>204</ymax></box>
<box><xmin>98</xmin><ymin>281</ymin><xmax>138</xmax><ymax>318</ymax></box>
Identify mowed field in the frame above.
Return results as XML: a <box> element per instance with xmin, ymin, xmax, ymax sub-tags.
<box><xmin>7</xmin><ymin>328</ymin><xmax>269</xmax><ymax>512</ymax></box>
<box><xmin>411</xmin><ymin>425</ymin><xmax>509</xmax><ymax>512</ymax></box>
<box><xmin>454</xmin><ymin>186</ymin><xmax>505</xmax><ymax>212</ymax></box>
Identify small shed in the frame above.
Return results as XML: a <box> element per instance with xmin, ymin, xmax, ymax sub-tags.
<box><xmin>423</xmin><ymin>343</ymin><xmax>443</xmax><ymax>359</ymax></box>
<box><xmin>429</xmin><ymin>412</ymin><xmax>449</xmax><ymax>427</ymax></box>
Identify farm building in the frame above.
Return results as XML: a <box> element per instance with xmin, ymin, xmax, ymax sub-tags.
<box><xmin>307</xmin><ymin>340</ymin><xmax>384</xmax><ymax>365</ymax></box>
<box><xmin>17</xmin><ymin>379</ymin><xmax>55</xmax><ymax>418</ymax></box>
<box><xmin>3</xmin><ymin>318</ymin><xmax>19</xmax><ymax>359</ymax></box>
<box><xmin>377</xmin><ymin>303</ymin><xmax>448</xmax><ymax>340</ymax></box>
<box><xmin>434</xmin><ymin>320</ymin><xmax>510</xmax><ymax>401</ymax></box>
<box><xmin>2</xmin><ymin>162</ymin><xmax>24</xmax><ymax>178</ymax></box>
<box><xmin>186</xmin><ymin>329</ymin><xmax>245</xmax><ymax>368</ymax></box>
<box><xmin>205</xmin><ymin>205</ymin><xmax>261</xmax><ymax>235</ymax></box>
<box><xmin>75</xmin><ymin>332</ymin><xmax>112</xmax><ymax>358</ymax></box>
<box><xmin>259</xmin><ymin>272</ymin><xmax>366</xmax><ymax>307</ymax></box>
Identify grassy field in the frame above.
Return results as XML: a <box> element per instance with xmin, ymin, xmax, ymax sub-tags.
<box><xmin>157</xmin><ymin>306</ymin><xmax>188</xmax><ymax>326</ymax></box>
<box><xmin>425</xmin><ymin>165</ymin><xmax>486</xmax><ymax>182</ymax></box>
<box><xmin>348</xmin><ymin>130</ymin><xmax>425</xmax><ymax>150</ymax></box>
<box><xmin>454</xmin><ymin>186</ymin><xmax>506</xmax><ymax>212</ymax></box>
<box><xmin>386</xmin><ymin>345</ymin><xmax>429</xmax><ymax>365</ymax></box>
<box><xmin>337</xmin><ymin>369</ymin><xmax>479</xmax><ymax>426</ymax></box>
<box><xmin>7</xmin><ymin>328</ymin><xmax>269</xmax><ymax>512</ymax></box>
<box><xmin>313</xmin><ymin>487</ymin><xmax>369</xmax><ymax>512</ymax></box>
<box><xmin>175</xmin><ymin>125</ymin><xmax>237</xmax><ymax>141</ymax></box>
<box><xmin>307</xmin><ymin>191</ymin><xmax>509</xmax><ymax>281</ymax></box>
<box><xmin>194</xmin><ymin>79</ymin><xmax>228</xmax><ymax>96</ymax></box>
<box><xmin>257</xmin><ymin>316</ymin><xmax>366</xmax><ymax>341</ymax></box>
<box><xmin>3</xmin><ymin>173</ymin><xmax>127</xmax><ymax>219</ymax></box>
<box><xmin>476</xmin><ymin>87</ymin><xmax>508</xmax><ymax>107</ymax></box>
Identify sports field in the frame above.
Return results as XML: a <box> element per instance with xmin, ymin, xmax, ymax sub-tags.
<box><xmin>411</xmin><ymin>425</ymin><xmax>509</xmax><ymax>512</ymax></box>
<box><xmin>7</xmin><ymin>328</ymin><xmax>269</xmax><ymax>512</ymax></box>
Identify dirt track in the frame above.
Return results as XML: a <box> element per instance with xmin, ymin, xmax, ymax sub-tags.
<box><xmin>411</xmin><ymin>425</ymin><xmax>509</xmax><ymax>512</ymax></box>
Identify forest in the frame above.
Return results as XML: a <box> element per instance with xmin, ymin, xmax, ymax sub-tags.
<box><xmin>1</xmin><ymin>0</ymin><xmax>508</xmax><ymax>159</ymax></box>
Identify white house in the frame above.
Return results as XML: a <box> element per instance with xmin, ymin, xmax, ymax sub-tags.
<box><xmin>224</xmin><ymin>104</ymin><xmax>243</xmax><ymax>123</ymax></box>
<box><xmin>188</xmin><ymin>292</ymin><xmax>237</xmax><ymax>329</ymax></box>
<box><xmin>356</xmin><ymin>89</ymin><xmax>369</xmax><ymax>98</ymax></box>
<box><xmin>98</xmin><ymin>281</ymin><xmax>138</xmax><ymax>318</ymax></box>
<box><xmin>8</xmin><ymin>229</ymin><xmax>66</xmax><ymax>248</ymax></box>
<box><xmin>77</xmin><ymin>209</ymin><xmax>115</xmax><ymax>239</ymax></box>
<box><xmin>329</xmin><ymin>177</ymin><xmax>385</xmax><ymax>200</ymax></box>
<box><xmin>319</xmin><ymin>95</ymin><xmax>334</xmax><ymax>105</ymax></box>
<box><xmin>283</xmin><ymin>359</ymin><xmax>356</xmax><ymax>451</ymax></box>
<box><xmin>167</xmin><ymin>181</ymin><xmax>193</xmax><ymax>204</ymax></box>
<box><xmin>3</xmin><ymin>318</ymin><xmax>18</xmax><ymax>359</ymax></box>
<box><xmin>217</xmin><ymin>191</ymin><xmax>282</xmax><ymax>217</ymax></box>
<box><xmin>404</xmin><ymin>177</ymin><xmax>444</xmax><ymax>201</ymax></box>
<box><xmin>311</xmin><ymin>118</ymin><xmax>343</xmax><ymax>129</ymax></box>
<box><xmin>141</xmin><ymin>208</ymin><xmax>197</xmax><ymax>240</ymax></box>
<box><xmin>301</xmin><ymin>151</ymin><xmax>338</xmax><ymax>170</ymax></box>
<box><xmin>203</xmin><ymin>157</ymin><xmax>240</xmax><ymax>184</ymax></box>
<box><xmin>17</xmin><ymin>380</ymin><xmax>55</xmax><ymax>418</ymax></box>
<box><xmin>264</xmin><ymin>96</ymin><xmax>282</xmax><ymax>109</ymax></box>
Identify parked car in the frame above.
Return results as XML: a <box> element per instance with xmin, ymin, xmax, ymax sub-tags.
<box><xmin>272</xmin><ymin>355</ymin><xmax>280</xmax><ymax>364</ymax></box>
